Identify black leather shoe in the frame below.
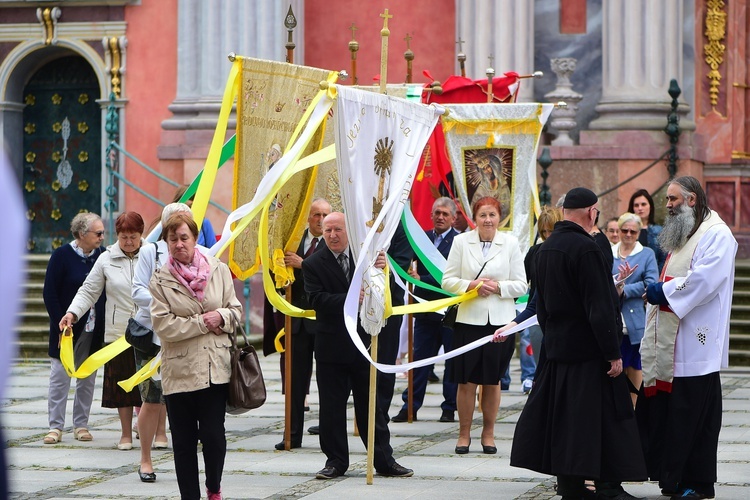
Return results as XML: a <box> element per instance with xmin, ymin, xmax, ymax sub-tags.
<box><xmin>274</xmin><ymin>440</ymin><xmax>301</xmax><ymax>451</ymax></box>
<box><xmin>439</xmin><ymin>410</ymin><xmax>455</xmax><ymax>422</ymax></box>
<box><xmin>138</xmin><ymin>467</ymin><xmax>156</xmax><ymax>483</ymax></box>
<box><xmin>454</xmin><ymin>439</ymin><xmax>471</xmax><ymax>454</ymax></box>
<box><xmin>598</xmin><ymin>492</ymin><xmax>646</xmax><ymax>500</ymax></box>
<box><xmin>307</xmin><ymin>425</ymin><xmax>319</xmax><ymax>435</ymax></box>
<box><xmin>315</xmin><ymin>466</ymin><xmax>342</xmax><ymax>479</ymax></box>
<box><xmin>377</xmin><ymin>462</ymin><xmax>414</xmax><ymax>477</ymax></box>
<box><xmin>391</xmin><ymin>409</ymin><xmax>413</xmax><ymax>422</ymax></box>
<box><xmin>481</xmin><ymin>442</ymin><xmax>497</xmax><ymax>454</ymax></box>
<box><xmin>428</xmin><ymin>371</ymin><xmax>439</xmax><ymax>383</ymax></box>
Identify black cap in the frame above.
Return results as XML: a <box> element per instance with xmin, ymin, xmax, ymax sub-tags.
<box><xmin>562</xmin><ymin>187</ymin><xmax>598</xmax><ymax>209</ymax></box>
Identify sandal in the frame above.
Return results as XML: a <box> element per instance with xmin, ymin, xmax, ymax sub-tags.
<box><xmin>43</xmin><ymin>429</ymin><xmax>62</xmax><ymax>444</ymax></box>
<box><xmin>74</xmin><ymin>428</ymin><xmax>93</xmax><ymax>441</ymax></box>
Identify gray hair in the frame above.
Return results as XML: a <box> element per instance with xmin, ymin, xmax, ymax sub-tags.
<box><xmin>617</xmin><ymin>212</ymin><xmax>642</xmax><ymax>230</ymax></box>
<box><xmin>432</xmin><ymin>196</ymin><xmax>457</xmax><ymax>216</ymax></box>
<box><xmin>161</xmin><ymin>202</ymin><xmax>192</xmax><ymax>226</ymax></box>
<box><xmin>70</xmin><ymin>212</ymin><xmax>102</xmax><ymax>239</ymax></box>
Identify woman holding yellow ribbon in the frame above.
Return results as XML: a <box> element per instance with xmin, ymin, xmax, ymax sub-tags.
<box><xmin>441</xmin><ymin>196</ymin><xmax>527</xmax><ymax>455</ymax></box>
<box><xmin>149</xmin><ymin>213</ymin><xmax>241</xmax><ymax>500</ymax></box>
<box><xmin>60</xmin><ymin>211</ymin><xmax>144</xmax><ymax>451</ymax></box>
<box><xmin>42</xmin><ymin>213</ymin><xmax>106</xmax><ymax>445</ymax></box>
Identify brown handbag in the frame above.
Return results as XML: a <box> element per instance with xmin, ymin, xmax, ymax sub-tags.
<box><xmin>226</xmin><ymin>314</ymin><xmax>267</xmax><ymax>415</ymax></box>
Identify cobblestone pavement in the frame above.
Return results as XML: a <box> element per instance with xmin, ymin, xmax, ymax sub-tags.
<box><xmin>3</xmin><ymin>356</ymin><xmax>750</xmax><ymax>499</ymax></box>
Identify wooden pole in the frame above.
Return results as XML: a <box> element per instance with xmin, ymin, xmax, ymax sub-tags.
<box><xmin>284</xmin><ymin>5</ymin><xmax>297</xmax><ymax>64</ymax></box>
<box><xmin>367</xmin><ymin>8</ymin><xmax>392</xmax><ymax>486</ymax></box>
<box><xmin>404</xmin><ymin>33</ymin><xmax>413</xmax><ymax>84</ymax></box>
<box><xmin>349</xmin><ymin>23</ymin><xmax>359</xmax><ymax>85</ymax></box>
<box><xmin>456</xmin><ymin>38</ymin><xmax>466</xmax><ymax>78</ymax></box>
<box><xmin>283</xmin><ymin>286</ymin><xmax>293</xmax><ymax>450</ymax></box>
<box><xmin>406</xmin><ymin>280</ymin><xmax>414</xmax><ymax>422</ymax></box>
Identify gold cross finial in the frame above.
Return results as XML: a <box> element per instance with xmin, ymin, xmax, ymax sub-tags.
<box><xmin>404</xmin><ymin>33</ymin><xmax>412</xmax><ymax>50</ymax></box>
<box><xmin>380</xmin><ymin>8</ymin><xmax>393</xmax><ymax>28</ymax></box>
<box><xmin>456</xmin><ymin>37</ymin><xmax>465</xmax><ymax>53</ymax></box>
<box><xmin>349</xmin><ymin>22</ymin><xmax>358</xmax><ymax>41</ymax></box>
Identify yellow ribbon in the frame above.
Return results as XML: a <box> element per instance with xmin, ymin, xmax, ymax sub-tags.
<box><xmin>59</xmin><ymin>327</ymin><xmax>131</xmax><ymax>379</ymax></box>
<box><xmin>118</xmin><ymin>352</ymin><xmax>162</xmax><ymax>393</ymax></box>
<box><xmin>392</xmin><ymin>284</ymin><xmax>481</xmax><ymax>316</ymax></box>
<box><xmin>191</xmin><ymin>59</ymin><xmax>241</xmax><ymax>228</ymax></box>
<box><xmin>274</xmin><ymin>328</ymin><xmax>285</xmax><ymax>353</ymax></box>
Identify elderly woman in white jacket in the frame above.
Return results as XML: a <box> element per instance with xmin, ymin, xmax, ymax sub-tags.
<box><xmin>442</xmin><ymin>197</ymin><xmax>527</xmax><ymax>455</ymax></box>
<box><xmin>60</xmin><ymin>211</ymin><xmax>144</xmax><ymax>451</ymax></box>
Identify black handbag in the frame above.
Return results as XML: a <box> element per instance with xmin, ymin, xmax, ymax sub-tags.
<box><xmin>226</xmin><ymin>315</ymin><xmax>267</xmax><ymax>415</ymax></box>
<box><xmin>125</xmin><ymin>318</ymin><xmax>159</xmax><ymax>356</ymax></box>
<box><xmin>441</xmin><ymin>261</ymin><xmax>488</xmax><ymax>330</ymax></box>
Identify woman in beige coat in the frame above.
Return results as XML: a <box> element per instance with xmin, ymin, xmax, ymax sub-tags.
<box><xmin>442</xmin><ymin>197</ymin><xmax>527</xmax><ymax>456</ymax></box>
<box><xmin>149</xmin><ymin>213</ymin><xmax>242</xmax><ymax>500</ymax></box>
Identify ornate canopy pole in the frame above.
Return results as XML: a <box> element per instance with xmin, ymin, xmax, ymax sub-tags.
<box><xmin>284</xmin><ymin>5</ymin><xmax>297</xmax><ymax>64</ymax></box>
<box><xmin>486</xmin><ymin>54</ymin><xmax>495</xmax><ymax>103</ymax></box>
<box><xmin>366</xmin><ymin>7</ymin><xmax>392</xmax><ymax>486</ymax></box>
<box><xmin>456</xmin><ymin>37</ymin><xmax>466</xmax><ymax>77</ymax></box>
<box><xmin>404</xmin><ymin>33</ymin><xmax>414</xmax><ymax>83</ymax></box>
<box><xmin>282</xmin><ymin>3</ymin><xmax>297</xmax><ymax>452</ymax></box>
<box><xmin>348</xmin><ymin>23</ymin><xmax>359</xmax><ymax>85</ymax></box>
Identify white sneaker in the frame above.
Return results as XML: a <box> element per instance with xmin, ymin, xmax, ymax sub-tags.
<box><xmin>521</xmin><ymin>379</ymin><xmax>533</xmax><ymax>394</ymax></box>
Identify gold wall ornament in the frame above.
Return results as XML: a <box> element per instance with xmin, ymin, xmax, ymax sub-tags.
<box><xmin>51</xmin><ymin>151</ymin><xmax>61</xmax><ymax>162</ymax></box>
<box><xmin>51</xmin><ymin>93</ymin><xmax>62</xmax><ymax>105</ymax></box>
<box><xmin>36</xmin><ymin>7</ymin><xmax>61</xmax><ymax>46</ymax></box>
<box><xmin>78</xmin><ymin>93</ymin><xmax>89</xmax><ymax>105</ymax></box>
<box><xmin>24</xmin><ymin>94</ymin><xmax>35</xmax><ymax>106</ymax></box>
<box><xmin>78</xmin><ymin>122</ymin><xmax>89</xmax><ymax>134</ymax></box>
<box><xmin>52</xmin><ymin>238</ymin><xmax>63</xmax><ymax>250</ymax></box>
<box><xmin>27</xmin><ymin>240</ymin><xmax>36</xmax><ymax>251</ymax></box>
<box><xmin>52</xmin><ymin>122</ymin><xmax>62</xmax><ymax>133</ymax></box>
<box><xmin>704</xmin><ymin>0</ymin><xmax>727</xmax><ymax>107</ymax></box>
<box><xmin>24</xmin><ymin>123</ymin><xmax>36</xmax><ymax>134</ymax></box>
<box><xmin>51</xmin><ymin>180</ymin><xmax>62</xmax><ymax>191</ymax></box>
<box><xmin>25</xmin><ymin>152</ymin><xmax>36</xmax><ymax>164</ymax></box>
<box><xmin>78</xmin><ymin>180</ymin><xmax>89</xmax><ymax>191</ymax></box>
<box><xmin>107</xmin><ymin>36</ymin><xmax>123</xmax><ymax>97</ymax></box>
<box><xmin>24</xmin><ymin>181</ymin><xmax>35</xmax><ymax>192</ymax></box>
<box><xmin>78</xmin><ymin>151</ymin><xmax>89</xmax><ymax>162</ymax></box>
<box><xmin>26</xmin><ymin>210</ymin><xmax>35</xmax><ymax>221</ymax></box>
<box><xmin>51</xmin><ymin>208</ymin><xmax>62</xmax><ymax>221</ymax></box>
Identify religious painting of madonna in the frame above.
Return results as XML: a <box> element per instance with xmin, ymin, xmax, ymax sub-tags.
<box><xmin>463</xmin><ymin>147</ymin><xmax>515</xmax><ymax>229</ymax></box>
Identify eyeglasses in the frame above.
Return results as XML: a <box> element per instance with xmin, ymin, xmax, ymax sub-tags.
<box><xmin>87</xmin><ymin>230</ymin><xmax>105</xmax><ymax>237</ymax></box>
<box><xmin>620</xmin><ymin>228</ymin><xmax>639</xmax><ymax>235</ymax></box>
<box><xmin>591</xmin><ymin>207</ymin><xmax>600</xmax><ymax>225</ymax></box>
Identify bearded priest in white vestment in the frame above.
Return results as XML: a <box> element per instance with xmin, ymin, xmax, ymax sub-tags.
<box><xmin>639</xmin><ymin>176</ymin><xmax>737</xmax><ymax>500</ymax></box>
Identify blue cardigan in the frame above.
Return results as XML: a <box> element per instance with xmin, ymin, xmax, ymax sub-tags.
<box><xmin>43</xmin><ymin>244</ymin><xmax>106</xmax><ymax>359</ymax></box>
<box><xmin>612</xmin><ymin>243</ymin><xmax>659</xmax><ymax>345</ymax></box>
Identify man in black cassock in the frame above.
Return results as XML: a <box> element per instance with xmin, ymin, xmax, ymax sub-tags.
<box><xmin>510</xmin><ymin>187</ymin><xmax>647</xmax><ymax>500</ymax></box>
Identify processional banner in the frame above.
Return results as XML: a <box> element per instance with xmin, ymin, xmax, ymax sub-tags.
<box><xmin>441</xmin><ymin>103</ymin><xmax>554</xmax><ymax>255</ymax></box>
<box><xmin>333</xmin><ymin>85</ymin><xmax>443</xmax><ymax>336</ymax></box>
<box><xmin>231</xmin><ymin>58</ymin><xmax>336</xmax><ymax>281</ymax></box>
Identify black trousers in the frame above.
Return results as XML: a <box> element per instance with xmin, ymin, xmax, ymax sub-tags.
<box><xmin>375</xmin><ymin>314</ymin><xmax>402</xmax><ymax>423</ymax></box>
<box><xmin>316</xmin><ymin>359</ymin><xmax>395</xmax><ymax>473</ymax></box>
<box><xmin>164</xmin><ymin>383</ymin><xmax>228</xmax><ymax>500</ymax></box>
<box><xmin>279</xmin><ymin>332</ymin><xmax>314</xmax><ymax>443</ymax></box>
<box><xmin>638</xmin><ymin>372</ymin><xmax>722</xmax><ymax>496</ymax></box>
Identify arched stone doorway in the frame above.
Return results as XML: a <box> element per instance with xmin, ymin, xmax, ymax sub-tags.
<box><xmin>21</xmin><ymin>55</ymin><xmax>102</xmax><ymax>253</ymax></box>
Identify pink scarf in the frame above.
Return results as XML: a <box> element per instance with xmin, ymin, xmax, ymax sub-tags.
<box><xmin>167</xmin><ymin>249</ymin><xmax>211</xmax><ymax>302</ymax></box>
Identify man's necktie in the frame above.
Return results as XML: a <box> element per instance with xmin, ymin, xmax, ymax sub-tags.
<box><xmin>434</xmin><ymin>233</ymin><xmax>443</xmax><ymax>247</ymax></box>
<box><xmin>337</xmin><ymin>253</ymin><xmax>350</xmax><ymax>280</ymax></box>
<box><xmin>304</xmin><ymin>237</ymin><xmax>318</xmax><ymax>258</ymax></box>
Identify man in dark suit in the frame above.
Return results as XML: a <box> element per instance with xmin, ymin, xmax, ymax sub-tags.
<box><xmin>271</xmin><ymin>198</ymin><xmax>330</xmax><ymax>450</ymax></box>
<box><xmin>392</xmin><ymin>197</ymin><xmax>459</xmax><ymax>423</ymax></box>
<box><xmin>302</xmin><ymin>212</ymin><xmax>413</xmax><ymax>480</ymax></box>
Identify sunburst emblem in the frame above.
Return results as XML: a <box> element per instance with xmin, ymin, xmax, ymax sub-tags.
<box><xmin>367</xmin><ymin>137</ymin><xmax>394</xmax><ymax>232</ymax></box>
<box><xmin>51</xmin><ymin>209</ymin><xmax>62</xmax><ymax>221</ymax></box>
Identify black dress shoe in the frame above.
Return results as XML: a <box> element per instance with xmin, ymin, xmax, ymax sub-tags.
<box><xmin>439</xmin><ymin>410</ymin><xmax>455</xmax><ymax>422</ymax></box>
<box><xmin>315</xmin><ymin>466</ymin><xmax>342</xmax><ymax>479</ymax></box>
<box><xmin>481</xmin><ymin>442</ymin><xmax>497</xmax><ymax>454</ymax></box>
<box><xmin>307</xmin><ymin>425</ymin><xmax>319</xmax><ymax>435</ymax></box>
<box><xmin>377</xmin><ymin>462</ymin><xmax>414</xmax><ymax>477</ymax></box>
<box><xmin>454</xmin><ymin>439</ymin><xmax>471</xmax><ymax>454</ymax></box>
<box><xmin>390</xmin><ymin>409</ymin><xmax>413</xmax><ymax>422</ymax></box>
<box><xmin>428</xmin><ymin>371</ymin><xmax>440</xmax><ymax>383</ymax></box>
<box><xmin>274</xmin><ymin>440</ymin><xmax>301</xmax><ymax>451</ymax></box>
<box><xmin>599</xmin><ymin>492</ymin><xmax>646</xmax><ymax>500</ymax></box>
<box><xmin>138</xmin><ymin>467</ymin><xmax>156</xmax><ymax>483</ymax></box>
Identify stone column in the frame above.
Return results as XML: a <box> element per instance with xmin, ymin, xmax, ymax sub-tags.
<box><xmin>164</xmin><ymin>0</ymin><xmax>305</xmax><ymax>130</ymax></box>
<box><xmin>588</xmin><ymin>0</ymin><xmax>690</xmax><ymax>130</ymax></box>
<box><xmin>456</xmin><ymin>0</ymin><xmax>535</xmax><ymax>101</ymax></box>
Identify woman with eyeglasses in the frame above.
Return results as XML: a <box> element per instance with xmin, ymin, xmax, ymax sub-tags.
<box><xmin>60</xmin><ymin>211</ymin><xmax>145</xmax><ymax>450</ymax></box>
<box><xmin>42</xmin><ymin>213</ymin><xmax>107</xmax><ymax>445</ymax></box>
<box><xmin>612</xmin><ymin>212</ymin><xmax>659</xmax><ymax>408</ymax></box>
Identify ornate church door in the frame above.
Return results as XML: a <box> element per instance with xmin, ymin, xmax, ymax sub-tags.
<box><xmin>22</xmin><ymin>56</ymin><xmax>101</xmax><ymax>253</ymax></box>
